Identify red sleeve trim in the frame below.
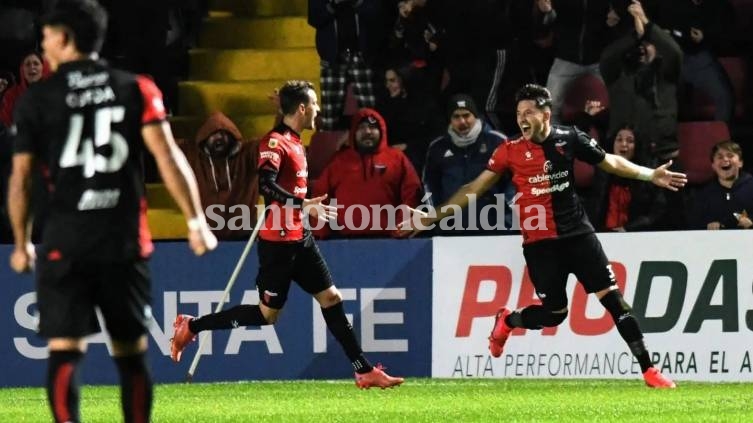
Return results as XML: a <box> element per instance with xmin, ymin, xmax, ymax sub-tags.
<box><xmin>136</xmin><ymin>75</ymin><xmax>167</xmax><ymax>125</ymax></box>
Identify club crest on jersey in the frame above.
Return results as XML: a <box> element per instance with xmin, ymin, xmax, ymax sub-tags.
<box><xmin>268</xmin><ymin>138</ymin><xmax>279</xmax><ymax>148</ymax></box>
<box><xmin>525</xmin><ymin>151</ymin><xmax>533</xmax><ymax>160</ymax></box>
<box><xmin>543</xmin><ymin>160</ymin><xmax>554</xmax><ymax>173</ymax></box>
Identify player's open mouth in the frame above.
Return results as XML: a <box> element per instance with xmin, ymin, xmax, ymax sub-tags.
<box><xmin>720</xmin><ymin>164</ymin><xmax>732</xmax><ymax>171</ymax></box>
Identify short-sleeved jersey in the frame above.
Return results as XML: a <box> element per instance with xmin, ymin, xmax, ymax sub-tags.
<box><xmin>13</xmin><ymin>60</ymin><xmax>166</xmax><ymax>260</ymax></box>
<box><xmin>486</xmin><ymin>125</ymin><xmax>606</xmax><ymax>244</ymax></box>
<box><xmin>257</xmin><ymin>123</ymin><xmax>308</xmax><ymax>242</ymax></box>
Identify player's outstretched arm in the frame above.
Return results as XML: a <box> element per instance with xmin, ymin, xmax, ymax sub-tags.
<box><xmin>396</xmin><ymin>169</ymin><xmax>501</xmax><ymax>236</ymax></box>
<box><xmin>8</xmin><ymin>153</ymin><xmax>35</xmax><ymax>272</ymax></box>
<box><xmin>143</xmin><ymin>122</ymin><xmax>217</xmax><ymax>255</ymax></box>
<box><xmin>598</xmin><ymin>154</ymin><xmax>688</xmax><ymax>191</ymax></box>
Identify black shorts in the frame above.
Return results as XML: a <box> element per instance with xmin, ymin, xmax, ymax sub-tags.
<box><xmin>256</xmin><ymin>236</ymin><xmax>333</xmax><ymax>309</ymax></box>
<box><xmin>36</xmin><ymin>257</ymin><xmax>152</xmax><ymax>341</ymax></box>
<box><xmin>522</xmin><ymin>232</ymin><xmax>616</xmax><ymax>311</ymax></box>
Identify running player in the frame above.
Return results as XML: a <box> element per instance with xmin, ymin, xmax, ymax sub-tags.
<box><xmin>398</xmin><ymin>84</ymin><xmax>684</xmax><ymax>388</ymax></box>
<box><xmin>170</xmin><ymin>80</ymin><xmax>404</xmax><ymax>389</ymax></box>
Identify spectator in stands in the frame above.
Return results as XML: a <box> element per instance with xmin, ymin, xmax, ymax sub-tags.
<box><xmin>427</xmin><ymin>0</ymin><xmax>513</xmax><ymax>128</ymax></box>
<box><xmin>388</xmin><ymin>0</ymin><xmax>442</xmax><ymax>97</ymax></box>
<box><xmin>500</xmin><ymin>0</ymin><xmax>556</xmax><ymax>95</ymax></box>
<box><xmin>0</xmin><ymin>71</ymin><xmax>15</xmax><ymax>102</ymax></box>
<box><xmin>600</xmin><ymin>1</ymin><xmax>682</xmax><ymax>162</ymax></box>
<box><xmin>690</xmin><ymin>140</ymin><xmax>753</xmax><ymax>230</ymax></box>
<box><xmin>584</xmin><ymin>125</ymin><xmax>666</xmax><ymax>232</ymax></box>
<box><xmin>423</xmin><ymin>94</ymin><xmax>513</xmax><ymax>234</ymax></box>
<box><xmin>376</xmin><ymin>66</ymin><xmax>443</xmax><ymax>172</ymax></box>
<box><xmin>0</xmin><ymin>52</ymin><xmax>51</xmax><ymax>243</ymax></box>
<box><xmin>0</xmin><ymin>5</ymin><xmax>39</xmax><ymax>73</ymax></box>
<box><xmin>0</xmin><ymin>51</ymin><xmax>51</xmax><ymax>127</ymax></box>
<box><xmin>654</xmin><ymin>0</ymin><xmax>735</xmax><ymax>122</ymax></box>
<box><xmin>179</xmin><ymin>112</ymin><xmax>260</xmax><ymax>240</ymax></box>
<box><xmin>308</xmin><ymin>0</ymin><xmax>386</xmax><ymax>130</ymax></box>
<box><xmin>536</xmin><ymin>0</ymin><xmax>615</xmax><ymax>123</ymax></box>
<box><xmin>0</xmin><ymin>70</ymin><xmax>15</xmax><ymax>193</ymax></box>
<box><xmin>312</xmin><ymin>107</ymin><xmax>422</xmax><ymax>238</ymax></box>
<box><xmin>600</xmin><ymin>2</ymin><xmax>685</xmax><ymax>229</ymax></box>
<box><xmin>105</xmin><ymin>1</ymin><xmax>173</xmax><ymax>111</ymax></box>
<box><xmin>0</xmin><ymin>69</ymin><xmax>17</xmax><ymax>243</ymax></box>
<box><xmin>572</xmin><ymin>99</ymin><xmax>609</xmax><ymax>144</ymax></box>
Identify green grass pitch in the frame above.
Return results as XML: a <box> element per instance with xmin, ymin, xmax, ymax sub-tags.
<box><xmin>1</xmin><ymin>379</ymin><xmax>751</xmax><ymax>422</ymax></box>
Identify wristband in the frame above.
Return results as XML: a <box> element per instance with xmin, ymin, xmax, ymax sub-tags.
<box><xmin>187</xmin><ymin>217</ymin><xmax>202</xmax><ymax>231</ymax></box>
<box><xmin>637</xmin><ymin>166</ymin><xmax>653</xmax><ymax>181</ymax></box>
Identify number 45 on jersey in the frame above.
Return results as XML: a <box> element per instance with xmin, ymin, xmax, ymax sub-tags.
<box><xmin>59</xmin><ymin>105</ymin><xmax>129</xmax><ymax>178</ymax></box>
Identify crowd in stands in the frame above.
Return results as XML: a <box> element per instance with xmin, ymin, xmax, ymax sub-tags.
<box><xmin>0</xmin><ymin>0</ymin><xmax>204</xmax><ymax>242</ymax></box>
<box><xmin>1</xmin><ymin>0</ymin><xmax>752</xmax><ymax>242</ymax></box>
<box><xmin>303</xmin><ymin>0</ymin><xmax>753</xmax><ymax>239</ymax></box>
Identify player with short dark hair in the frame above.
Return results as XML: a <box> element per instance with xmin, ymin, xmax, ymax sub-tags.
<box><xmin>7</xmin><ymin>1</ymin><xmax>217</xmax><ymax>421</ymax></box>
<box><xmin>278</xmin><ymin>80</ymin><xmax>315</xmax><ymax>115</ymax></box>
<box><xmin>399</xmin><ymin>83</ymin><xmax>685</xmax><ymax>388</ymax></box>
<box><xmin>170</xmin><ymin>80</ymin><xmax>405</xmax><ymax>389</ymax></box>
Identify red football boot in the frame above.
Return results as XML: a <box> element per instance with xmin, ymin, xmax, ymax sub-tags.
<box><xmin>354</xmin><ymin>364</ymin><xmax>404</xmax><ymax>389</ymax></box>
<box><xmin>170</xmin><ymin>314</ymin><xmax>196</xmax><ymax>363</ymax></box>
<box><xmin>488</xmin><ymin>308</ymin><xmax>512</xmax><ymax>358</ymax></box>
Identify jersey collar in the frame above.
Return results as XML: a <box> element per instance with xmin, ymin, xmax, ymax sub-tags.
<box><xmin>273</xmin><ymin>122</ymin><xmax>301</xmax><ymax>141</ymax></box>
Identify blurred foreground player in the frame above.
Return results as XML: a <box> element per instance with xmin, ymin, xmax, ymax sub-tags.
<box><xmin>8</xmin><ymin>1</ymin><xmax>217</xmax><ymax>421</ymax></box>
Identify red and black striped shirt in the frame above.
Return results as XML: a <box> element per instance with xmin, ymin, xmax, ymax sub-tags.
<box><xmin>257</xmin><ymin>123</ymin><xmax>308</xmax><ymax>242</ymax></box>
<box><xmin>487</xmin><ymin>125</ymin><xmax>606</xmax><ymax>244</ymax></box>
